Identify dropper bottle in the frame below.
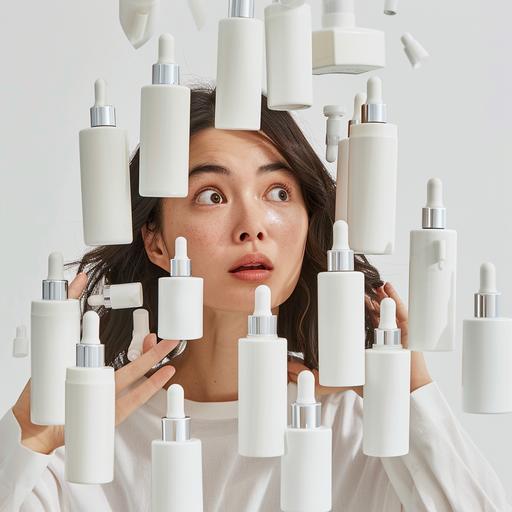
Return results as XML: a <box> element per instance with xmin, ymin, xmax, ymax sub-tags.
<box><xmin>408</xmin><ymin>178</ymin><xmax>458</xmax><ymax>351</ymax></box>
<box><xmin>88</xmin><ymin>282</ymin><xmax>143</xmax><ymax>310</ymax></box>
<box><xmin>318</xmin><ymin>220</ymin><xmax>365</xmax><ymax>386</ymax></box>
<box><xmin>238</xmin><ymin>285</ymin><xmax>288</xmax><ymax>457</ymax></box>
<box><xmin>363</xmin><ymin>298</ymin><xmax>411</xmax><ymax>457</ymax></box>
<box><xmin>30</xmin><ymin>252</ymin><xmax>81</xmax><ymax>425</ymax></box>
<box><xmin>280</xmin><ymin>370</ymin><xmax>332</xmax><ymax>512</ymax></box>
<box><xmin>462</xmin><ymin>263</ymin><xmax>512</xmax><ymax>413</ymax></box>
<box><xmin>151</xmin><ymin>384</ymin><xmax>204</xmax><ymax>512</ymax></box>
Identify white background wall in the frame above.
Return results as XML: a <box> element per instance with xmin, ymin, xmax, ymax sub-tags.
<box><xmin>1</xmin><ymin>0</ymin><xmax>511</xmax><ymax>500</ymax></box>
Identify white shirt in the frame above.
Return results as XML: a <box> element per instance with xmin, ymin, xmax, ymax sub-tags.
<box><xmin>0</xmin><ymin>381</ymin><xmax>509</xmax><ymax>512</ymax></box>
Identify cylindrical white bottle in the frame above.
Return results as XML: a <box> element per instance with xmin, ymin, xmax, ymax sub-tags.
<box><xmin>281</xmin><ymin>371</ymin><xmax>332</xmax><ymax>512</ymax></box>
<box><xmin>158</xmin><ymin>236</ymin><xmax>203</xmax><ymax>342</ymax></box>
<box><xmin>318</xmin><ymin>220</ymin><xmax>365</xmax><ymax>387</ymax></box>
<box><xmin>139</xmin><ymin>34</ymin><xmax>191</xmax><ymax>197</ymax></box>
<box><xmin>462</xmin><ymin>263</ymin><xmax>512</xmax><ymax>413</ymax></box>
<box><xmin>79</xmin><ymin>79</ymin><xmax>132</xmax><ymax>246</ymax></box>
<box><xmin>264</xmin><ymin>0</ymin><xmax>312</xmax><ymax>111</ymax></box>
<box><xmin>65</xmin><ymin>311</ymin><xmax>115</xmax><ymax>484</ymax></box>
<box><xmin>364</xmin><ymin>298</ymin><xmax>410</xmax><ymax>457</ymax></box>
<box><xmin>238</xmin><ymin>285</ymin><xmax>288</xmax><ymax>457</ymax></box>
<box><xmin>152</xmin><ymin>384</ymin><xmax>203</xmax><ymax>512</ymax></box>
<box><xmin>215</xmin><ymin>0</ymin><xmax>263</xmax><ymax>130</ymax></box>
<box><xmin>323</xmin><ymin>105</ymin><xmax>346</xmax><ymax>163</ymax></box>
<box><xmin>30</xmin><ymin>252</ymin><xmax>81</xmax><ymax>425</ymax></box>
<box><xmin>347</xmin><ymin>76</ymin><xmax>398</xmax><ymax>254</ymax></box>
<box><xmin>88</xmin><ymin>282</ymin><xmax>143</xmax><ymax>310</ymax></box>
<box><xmin>127</xmin><ymin>308</ymin><xmax>150</xmax><ymax>361</ymax></box>
<box><xmin>408</xmin><ymin>178</ymin><xmax>457</xmax><ymax>351</ymax></box>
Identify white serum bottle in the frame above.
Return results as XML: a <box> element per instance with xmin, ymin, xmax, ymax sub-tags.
<box><xmin>238</xmin><ymin>285</ymin><xmax>288</xmax><ymax>457</ymax></box>
<box><xmin>139</xmin><ymin>33</ymin><xmax>191</xmax><ymax>197</ymax></box>
<box><xmin>152</xmin><ymin>384</ymin><xmax>204</xmax><ymax>512</ymax></box>
<box><xmin>318</xmin><ymin>220</ymin><xmax>365</xmax><ymax>386</ymax></box>
<box><xmin>408</xmin><ymin>178</ymin><xmax>457</xmax><ymax>351</ymax></box>
<box><xmin>364</xmin><ymin>298</ymin><xmax>410</xmax><ymax>457</ymax></box>
<box><xmin>65</xmin><ymin>311</ymin><xmax>115</xmax><ymax>484</ymax></box>
<box><xmin>30</xmin><ymin>252</ymin><xmax>80</xmax><ymax>425</ymax></box>
<box><xmin>280</xmin><ymin>370</ymin><xmax>332</xmax><ymax>512</ymax></box>
<box><xmin>88</xmin><ymin>282</ymin><xmax>143</xmax><ymax>310</ymax></box>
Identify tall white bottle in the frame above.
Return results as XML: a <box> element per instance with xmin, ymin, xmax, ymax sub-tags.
<box><xmin>238</xmin><ymin>285</ymin><xmax>288</xmax><ymax>457</ymax></box>
<box><xmin>65</xmin><ymin>311</ymin><xmax>115</xmax><ymax>484</ymax></box>
<box><xmin>462</xmin><ymin>263</ymin><xmax>512</xmax><ymax>413</ymax></box>
<box><xmin>139</xmin><ymin>33</ymin><xmax>191</xmax><ymax>197</ymax></box>
<box><xmin>364</xmin><ymin>298</ymin><xmax>410</xmax><ymax>457</ymax></box>
<box><xmin>347</xmin><ymin>76</ymin><xmax>398</xmax><ymax>254</ymax></box>
<box><xmin>318</xmin><ymin>220</ymin><xmax>365</xmax><ymax>386</ymax></box>
<box><xmin>264</xmin><ymin>0</ymin><xmax>312</xmax><ymax>111</ymax></box>
<box><xmin>30</xmin><ymin>252</ymin><xmax>80</xmax><ymax>425</ymax></box>
<box><xmin>408</xmin><ymin>178</ymin><xmax>457</xmax><ymax>351</ymax></box>
<box><xmin>152</xmin><ymin>384</ymin><xmax>203</xmax><ymax>512</ymax></box>
<box><xmin>88</xmin><ymin>282</ymin><xmax>143</xmax><ymax>310</ymax></box>
<box><xmin>215</xmin><ymin>0</ymin><xmax>263</xmax><ymax>130</ymax></box>
<box><xmin>158</xmin><ymin>236</ymin><xmax>203</xmax><ymax>343</ymax></box>
<box><xmin>79</xmin><ymin>79</ymin><xmax>132</xmax><ymax>246</ymax></box>
<box><xmin>280</xmin><ymin>370</ymin><xmax>332</xmax><ymax>512</ymax></box>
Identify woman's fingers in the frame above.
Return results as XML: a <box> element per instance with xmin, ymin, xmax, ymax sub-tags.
<box><xmin>142</xmin><ymin>333</ymin><xmax>158</xmax><ymax>354</ymax></box>
<box><xmin>68</xmin><ymin>272</ymin><xmax>88</xmax><ymax>300</ymax></box>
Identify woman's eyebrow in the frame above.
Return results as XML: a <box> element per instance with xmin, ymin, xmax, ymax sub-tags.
<box><xmin>189</xmin><ymin>161</ymin><xmax>293</xmax><ymax>178</ymax></box>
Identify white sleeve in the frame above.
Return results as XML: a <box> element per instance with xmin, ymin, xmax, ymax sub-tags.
<box><xmin>381</xmin><ymin>381</ymin><xmax>511</xmax><ymax>512</ymax></box>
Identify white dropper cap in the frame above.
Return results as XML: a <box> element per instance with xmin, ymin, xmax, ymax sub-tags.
<box><xmin>367</xmin><ymin>76</ymin><xmax>382</xmax><ymax>104</ymax></box>
<box><xmin>401</xmin><ymin>33</ymin><xmax>429</xmax><ymax>69</ymax></box>
<box><xmin>76</xmin><ymin>311</ymin><xmax>105</xmax><ymax>367</ymax></box>
<box><xmin>170</xmin><ymin>236</ymin><xmax>192</xmax><ymax>277</ymax></box>
<box><xmin>48</xmin><ymin>252</ymin><xmax>64</xmax><ymax>280</ymax></box>
<box><xmin>379</xmin><ymin>298</ymin><xmax>397</xmax><ymax>330</ymax></box>
<box><xmin>12</xmin><ymin>325</ymin><xmax>29</xmax><ymax>358</ymax></box>
<box><xmin>480</xmin><ymin>262</ymin><xmax>497</xmax><ymax>294</ymax></box>
<box><xmin>474</xmin><ymin>262</ymin><xmax>500</xmax><ymax>318</ymax></box>
<box><xmin>90</xmin><ymin>78</ymin><xmax>116</xmax><ymax>127</ymax></box>
<box><xmin>128</xmin><ymin>308</ymin><xmax>150</xmax><ymax>361</ymax></box>
<box><xmin>373</xmin><ymin>297</ymin><xmax>401</xmax><ymax>348</ymax></box>
<box><xmin>327</xmin><ymin>220</ymin><xmax>354</xmax><ymax>271</ymax></box>
<box><xmin>291</xmin><ymin>370</ymin><xmax>321</xmax><ymax>428</ymax></box>
<box><xmin>152</xmin><ymin>33</ymin><xmax>181</xmax><ymax>85</ymax></box>
<box><xmin>384</xmin><ymin>0</ymin><xmax>398</xmax><ymax>15</ymax></box>
<box><xmin>323</xmin><ymin>105</ymin><xmax>346</xmax><ymax>163</ymax></box>
<box><xmin>248</xmin><ymin>285</ymin><xmax>278</xmax><ymax>336</ymax></box>
<box><xmin>82</xmin><ymin>311</ymin><xmax>101</xmax><ymax>344</ymax></box>
<box><xmin>42</xmin><ymin>252</ymin><xmax>68</xmax><ymax>300</ymax></box>
<box><xmin>167</xmin><ymin>384</ymin><xmax>186</xmax><ymax>418</ymax></box>
<box><xmin>422</xmin><ymin>177</ymin><xmax>446</xmax><ymax>229</ymax></box>
<box><xmin>362</xmin><ymin>76</ymin><xmax>387</xmax><ymax>123</ymax></box>
<box><xmin>161</xmin><ymin>383</ymin><xmax>191</xmax><ymax>442</ymax></box>
<box><xmin>297</xmin><ymin>370</ymin><xmax>316</xmax><ymax>404</ymax></box>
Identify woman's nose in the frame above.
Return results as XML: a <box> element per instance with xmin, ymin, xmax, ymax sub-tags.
<box><xmin>239</xmin><ymin>230</ymin><xmax>264</xmax><ymax>242</ymax></box>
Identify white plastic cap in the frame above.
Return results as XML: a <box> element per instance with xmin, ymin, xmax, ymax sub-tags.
<box><xmin>253</xmin><ymin>285</ymin><xmax>272</xmax><ymax>316</ymax></box>
<box><xmin>384</xmin><ymin>0</ymin><xmax>398</xmax><ymax>15</ymax></box>
<box><xmin>296</xmin><ymin>370</ymin><xmax>316</xmax><ymax>404</ymax></box>
<box><xmin>378</xmin><ymin>297</ymin><xmax>397</xmax><ymax>330</ymax></box>
<box><xmin>158</xmin><ymin>33</ymin><xmax>175</xmax><ymax>64</ymax></box>
<box><xmin>12</xmin><ymin>325</ymin><xmax>29</xmax><ymax>358</ymax></box>
<box><xmin>479</xmin><ymin>262</ymin><xmax>497</xmax><ymax>294</ymax></box>
<box><xmin>82</xmin><ymin>311</ymin><xmax>101</xmax><ymax>345</ymax></box>
<box><xmin>401</xmin><ymin>33</ymin><xmax>429</xmax><ymax>69</ymax></box>
<box><xmin>167</xmin><ymin>384</ymin><xmax>186</xmax><ymax>418</ymax></box>
<box><xmin>47</xmin><ymin>252</ymin><xmax>65</xmax><ymax>280</ymax></box>
<box><xmin>367</xmin><ymin>76</ymin><xmax>383</xmax><ymax>104</ymax></box>
<box><xmin>332</xmin><ymin>220</ymin><xmax>350</xmax><ymax>251</ymax></box>
<box><xmin>426</xmin><ymin>178</ymin><xmax>444</xmax><ymax>208</ymax></box>
<box><xmin>94</xmin><ymin>79</ymin><xmax>107</xmax><ymax>107</ymax></box>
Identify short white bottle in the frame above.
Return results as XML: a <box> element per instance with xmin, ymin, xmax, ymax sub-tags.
<box><xmin>30</xmin><ymin>252</ymin><xmax>81</xmax><ymax>425</ymax></box>
<box><xmin>364</xmin><ymin>298</ymin><xmax>410</xmax><ymax>457</ymax></box>
<box><xmin>127</xmin><ymin>308</ymin><xmax>150</xmax><ymax>361</ymax></box>
<box><xmin>323</xmin><ymin>105</ymin><xmax>346</xmax><ymax>163</ymax></box>
<box><xmin>158</xmin><ymin>236</ymin><xmax>203</xmax><ymax>342</ymax></box>
<box><xmin>264</xmin><ymin>0</ymin><xmax>312</xmax><ymax>111</ymax></box>
<box><xmin>238</xmin><ymin>285</ymin><xmax>288</xmax><ymax>457</ymax></box>
<box><xmin>215</xmin><ymin>0</ymin><xmax>263</xmax><ymax>130</ymax></box>
<box><xmin>318</xmin><ymin>220</ymin><xmax>365</xmax><ymax>387</ymax></box>
<box><xmin>280</xmin><ymin>370</ymin><xmax>332</xmax><ymax>512</ymax></box>
<box><xmin>347</xmin><ymin>76</ymin><xmax>398</xmax><ymax>254</ymax></box>
<box><xmin>462</xmin><ymin>263</ymin><xmax>512</xmax><ymax>413</ymax></box>
<box><xmin>79</xmin><ymin>79</ymin><xmax>132</xmax><ymax>246</ymax></box>
<box><xmin>87</xmin><ymin>282</ymin><xmax>143</xmax><ymax>310</ymax></box>
<box><xmin>65</xmin><ymin>311</ymin><xmax>115</xmax><ymax>484</ymax></box>
<box><xmin>152</xmin><ymin>384</ymin><xmax>204</xmax><ymax>512</ymax></box>
<box><xmin>139</xmin><ymin>33</ymin><xmax>191</xmax><ymax>197</ymax></box>
<box><xmin>408</xmin><ymin>178</ymin><xmax>457</xmax><ymax>351</ymax></box>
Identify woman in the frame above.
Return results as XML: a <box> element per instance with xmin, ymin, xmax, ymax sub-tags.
<box><xmin>1</xmin><ymin>88</ymin><xmax>510</xmax><ymax>511</ymax></box>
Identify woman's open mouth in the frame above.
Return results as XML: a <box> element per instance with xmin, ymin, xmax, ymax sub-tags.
<box><xmin>228</xmin><ymin>264</ymin><xmax>273</xmax><ymax>282</ymax></box>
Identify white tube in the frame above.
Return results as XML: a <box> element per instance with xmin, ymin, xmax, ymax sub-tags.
<box><xmin>334</xmin><ymin>138</ymin><xmax>349</xmax><ymax>221</ymax></box>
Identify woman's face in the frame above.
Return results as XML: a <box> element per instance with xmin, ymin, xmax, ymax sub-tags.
<box><xmin>146</xmin><ymin>128</ymin><xmax>309</xmax><ymax>313</ymax></box>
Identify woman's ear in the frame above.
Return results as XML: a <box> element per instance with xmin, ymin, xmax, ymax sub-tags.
<box><xmin>141</xmin><ymin>224</ymin><xmax>170</xmax><ymax>271</ymax></box>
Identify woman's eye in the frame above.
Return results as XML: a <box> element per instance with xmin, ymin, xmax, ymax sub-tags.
<box><xmin>267</xmin><ymin>185</ymin><xmax>291</xmax><ymax>202</ymax></box>
<box><xmin>195</xmin><ymin>189</ymin><xmax>224</xmax><ymax>205</ymax></box>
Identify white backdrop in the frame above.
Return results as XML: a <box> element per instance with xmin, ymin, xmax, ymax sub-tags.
<box><xmin>1</xmin><ymin>0</ymin><xmax>511</xmax><ymax>500</ymax></box>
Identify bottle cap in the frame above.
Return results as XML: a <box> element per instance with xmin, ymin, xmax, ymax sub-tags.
<box><xmin>248</xmin><ymin>285</ymin><xmax>278</xmax><ymax>336</ymax></box>
<box><xmin>361</xmin><ymin>76</ymin><xmax>387</xmax><ymax>123</ymax></box>
<box><xmin>373</xmin><ymin>297</ymin><xmax>402</xmax><ymax>348</ymax></box>
<box><xmin>474</xmin><ymin>262</ymin><xmax>500</xmax><ymax>318</ymax></box>
<box><xmin>42</xmin><ymin>252</ymin><xmax>68</xmax><ymax>300</ymax></box>
<box><xmin>291</xmin><ymin>370</ymin><xmax>321</xmax><ymax>428</ymax></box>
<box><xmin>12</xmin><ymin>325</ymin><xmax>29</xmax><ymax>358</ymax></box>
<box><xmin>384</xmin><ymin>0</ymin><xmax>398</xmax><ymax>15</ymax></box>
<box><xmin>401</xmin><ymin>32</ymin><xmax>429</xmax><ymax>69</ymax></box>
<box><xmin>162</xmin><ymin>384</ymin><xmax>191</xmax><ymax>442</ymax></box>
<box><xmin>323</xmin><ymin>105</ymin><xmax>346</xmax><ymax>163</ymax></box>
<box><xmin>76</xmin><ymin>311</ymin><xmax>105</xmax><ymax>367</ymax></box>
<box><xmin>327</xmin><ymin>220</ymin><xmax>354</xmax><ymax>271</ymax></box>
<box><xmin>170</xmin><ymin>237</ymin><xmax>192</xmax><ymax>277</ymax></box>
<box><xmin>152</xmin><ymin>33</ymin><xmax>180</xmax><ymax>85</ymax></box>
<box><xmin>90</xmin><ymin>79</ymin><xmax>116</xmax><ymax>127</ymax></box>
<box><xmin>88</xmin><ymin>283</ymin><xmax>143</xmax><ymax>309</ymax></box>
<box><xmin>422</xmin><ymin>178</ymin><xmax>447</xmax><ymax>229</ymax></box>
<box><xmin>348</xmin><ymin>92</ymin><xmax>366</xmax><ymax>136</ymax></box>
<box><xmin>127</xmin><ymin>308</ymin><xmax>150</xmax><ymax>361</ymax></box>
<box><xmin>229</xmin><ymin>0</ymin><xmax>254</xmax><ymax>18</ymax></box>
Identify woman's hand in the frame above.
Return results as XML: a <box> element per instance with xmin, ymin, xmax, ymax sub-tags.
<box><xmin>12</xmin><ymin>272</ymin><xmax>179</xmax><ymax>455</ymax></box>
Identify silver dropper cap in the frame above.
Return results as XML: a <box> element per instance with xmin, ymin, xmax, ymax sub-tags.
<box><xmin>361</xmin><ymin>76</ymin><xmax>387</xmax><ymax>123</ymax></box>
<box><xmin>373</xmin><ymin>298</ymin><xmax>402</xmax><ymax>348</ymax></box>
<box><xmin>248</xmin><ymin>285</ymin><xmax>278</xmax><ymax>336</ymax></box>
<box><xmin>152</xmin><ymin>34</ymin><xmax>180</xmax><ymax>85</ymax></box>
<box><xmin>90</xmin><ymin>79</ymin><xmax>116</xmax><ymax>127</ymax></box>
<box><xmin>474</xmin><ymin>262</ymin><xmax>500</xmax><ymax>318</ymax></box>
<box><xmin>291</xmin><ymin>371</ymin><xmax>321</xmax><ymax>429</ymax></box>
<box><xmin>76</xmin><ymin>311</ymin><xmax>105</xmax><ymax>367</ymax></box>
<box><xmin>162</xmin><ymin>384</ymin><xmax>191</xmax><ymax>442</ymax></box>
<box><xmin>229</xmin><ymin>0</ymin><xmax>254</xmax><ymax>18</ymax></box>
<box><xmin>327</xmin><ymin>220</ymin><xmax>354</xmax><ymax>271</ymax></box>
<box><xmin>422</xmin><ymin>178</ymin><xmax>446</xmax><ymax>229</ymax></box>
<box><xmin>42</xmin><ymin>252</ymin><xmax>68</xmax><ymax>300</ymax></box>
<box><xmin>170</xmin><ymin>237</ymin><xmax>191</xmax><ymax>277</ymax></box>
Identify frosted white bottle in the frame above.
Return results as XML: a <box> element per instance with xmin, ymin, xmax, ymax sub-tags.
<box><xmin>264</xmin><ymin>0</ymin><xmax>312</xmax><ymax>111</ymax></box>
<box><xmin>238</xmin><ymin>285</ymin><xmax>287</xmax><ymax>457</ymax></box>
<box><xmin>318</xmin><ymin>220</ymin><xmax>365</xmax><ymax>387</ymax></box>
<box><xmin>408</xmin><ymin>178</ymin><xmax>457</xmax><ymax>351</ymax></box>
<box><xmin>281</xmin><ymin>371</ymin><xmax>332</xmax><ymax>512</ymax></box>
<box><xmin>462</xmin><ymin>263</ymin><xmax>512</xmax><ymax>413</ymax></box>
<box><xmin>158</xmin><ymin>236</ymin><xmax>203</xmax><ymax>341</ymax></box>
<box><xmin>79</xmin><ymin>79</ymin><xmax>132</xmax><ymax>246</ymax></box>
<box><xmin>65</xmin><ymin>311</ymin><xmax>115</xmax><ymax>484</ymax></box>
<box><xmin>215</xmin><ymin>0</ymin><xmax>263</xmax><ymax>130</ymax></box>
<box><xmin>364</xmin><ymin>298</ymin><xmax>410</xmax><ymax>457</ymax></box>
<box><xmin>127</xmin><ymin>308</ymin><xmax>150</xmax><ymax>361</ymax></box>
<box><xmin>152</xmin><ymin>384</ymin><xmax>203</xmax><ymax>512</ymax></box>
<box><xmin>348</xmin><ymin>76</ymin><xmax>398</xmax><ymax>254</ymax></box>
<box><xmin>88</xmin><ymin>282</ymin><xmax>143</xmax><ymax>310</ymax></box>
<box><xmin>30</xmin><ymin>252</ymin><xmax>80</xmax><ymax>425</ymax></box>
<box><xmin>139</xmin><ymin>34</ymin><xmax>191</xmax><ymax>197</ymax></box>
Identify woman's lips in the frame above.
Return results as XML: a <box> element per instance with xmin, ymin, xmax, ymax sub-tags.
<box><xmin>229</xmin><ymin>268</ymin><xmax>272</xmax><ymax>282</ymax></box>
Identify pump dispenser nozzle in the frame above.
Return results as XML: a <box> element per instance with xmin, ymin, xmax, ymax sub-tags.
<box><xmin>291</xmin><ymin>370</ymin><xmax>321</xmax><ymax>428</ymax></box>
<box><xmin>42</xmin><ymin>252</ymin><xmax>68</xmax><ymax>300</ymax></box>
<box><xmin>327</xmin><ymin>220</ymin><xmax>354</xmax><ymax>271</ymax></box>
<box><xmin>362</xmin><ymin>76</ymin><xmax>387</xmax><ymax>123</ymax></box>
<box><xmin>248</xmin><ymin>285</ymin><xmax>278</xmax><ymax>336</ymax></box>
<box><xmin>422</xmin><ymin>178</ymin><xmax>446</xmax><ymax>229</ymax></box>
<box><xmin>373</xmin><ymin>297</ymin><xmax>401</xmax><ymax>347</ymax></box>
<box><xmin>474</xmin><ymin>262</ymin><xmax>500</xmax><ymax>318</ymax></box>
<box><xmin>323</xmin><ymin>105</ymin><xmax>346</xmax><ymax>162</ymax></box>
<box><xmin>161</xmin><ymin>384</ymin><xmax>191</xmax><ymax>441</ymax></box>
<box><xmin>76</xmin><ymin>311</ymin><xmax>105</xmax><ymax>367</ymax></box>
<box><xmin>152</xmin><ymin>34</ymin><xmax>180</xmax><ymax>85</ymax></box>
<box><xmin>90</xmin><ymin>79</ymin><xmax>116</xmax><ymax>128</ymax></box>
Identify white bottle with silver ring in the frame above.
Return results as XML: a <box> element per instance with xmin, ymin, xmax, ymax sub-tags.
<box><xmin>280</xmin><ymin>370</ymin><xmax>332</xmax><ymax>512</ymax></box>
<box><xmin>318</xmin><ymin>220</ymin><xmax>365</xmax><ymax>387</ymax></box>
<box><xmin>347</xmin><ymin>76</ymin><xmax>398</xmax><ymax>254</ymax></box>
<box><xmin>139</xmin><ymin>33</ymin><xmax>191</xmax><ymax>197</ymax></box>
<box><xmin>215</xmin><ymin>0</ymin><xmax>263</xmax><ymax>130</ymax></box>
<box><xmin>88</xmin><ymin>282</ymin><xmax>143</xmax><ymax>310</ymax></box>
<box><xmin>238</xmin><ymin>285</ymin><xmax>288</xmax><ymax>457</ymax></box>
<box><xmin>408</xmin><ymin>178</ymin><xmax>457</xmax><ymax>351</ymax></box>
<box><xmin>65</xmin><ymin>311</ymin><xmax>115</xmax><ymax>484</ymax></box>
<box><xmin>462</xmin><ymin>263</ymin><xmax>512</xmax><ymax>413</ymax></box>
<box><xmin>364</xmin><ymin>298</ymin><xmax>410</xmax><ymax>457</ymax></box>
<box><xmin>79</xmin><ymin>79</ymin><xmax>132</xmax><ymax>246</ymax></box>
<box><xmin>30</xmin><ymin>252</ymin><xmax>81</xmax><ymax>425</ymax></box>
<box><xmin>152</xmin><ymin>384</ymin><xmax>203</xmax><ymax>512</ymax></box>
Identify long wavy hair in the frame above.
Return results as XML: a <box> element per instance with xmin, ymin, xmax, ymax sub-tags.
<box><xmin>71</xmin><ymin>86</ymin><xmax>383</xmax><ymax>369</ymax></box>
